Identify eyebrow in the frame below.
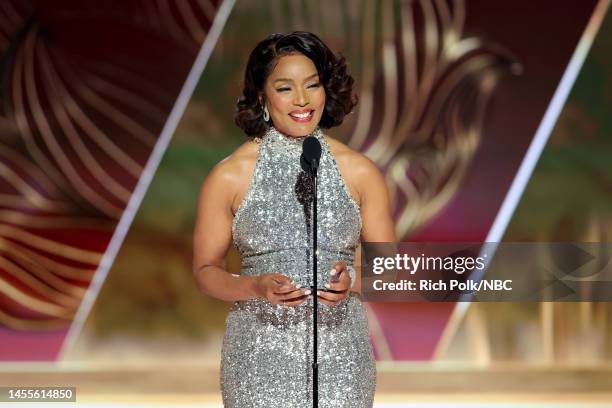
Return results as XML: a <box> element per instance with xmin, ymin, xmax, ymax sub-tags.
<box><xmin>273</xmin><ymin>73</ymin><xmax>319</xmax><ymax>84</ymax></box>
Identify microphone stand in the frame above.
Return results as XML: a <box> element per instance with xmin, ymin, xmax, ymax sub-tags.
<box><xmin>311</xmin><ymin>158</ymin><xmax>319</xmax><ymax>408</ymax></box>
<box><xmin>301</xmin><ymin>135</ymin><xmax>321</xmax><ymax>407</ymax></box>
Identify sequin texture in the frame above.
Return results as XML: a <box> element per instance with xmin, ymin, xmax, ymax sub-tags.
<box><xmin>221</xmin><ymin>126</ymin><xmax>376</xmax><ymax>407</ymax></box>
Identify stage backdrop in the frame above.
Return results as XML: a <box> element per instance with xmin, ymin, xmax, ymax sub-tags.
<box><xmin>0</xmin><ymin>0</ymin><xmax>610</xmax><ymax>369</ymax></box>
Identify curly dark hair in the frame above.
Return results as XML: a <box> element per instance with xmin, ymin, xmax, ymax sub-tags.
<box><xmin>235</xmin><ymin>31</ymin><xmax>357</xmax><ymax>137</ymax></box>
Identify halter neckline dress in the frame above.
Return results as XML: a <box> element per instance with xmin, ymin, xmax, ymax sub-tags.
<box><xmin>221</xmin><ymin>126</ymin><xmax>376</xmax><ymax>407</ymax></box>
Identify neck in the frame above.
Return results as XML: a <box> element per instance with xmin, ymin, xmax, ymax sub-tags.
<box><xmin>267</xmin><ymin>126</ymin><xmax>321</xmax><ymax>141</ymax></box>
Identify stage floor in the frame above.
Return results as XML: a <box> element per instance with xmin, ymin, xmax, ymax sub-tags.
<box><xmin>4</xmin><ymin>396</ymin><xmax>612</xmax><ymax>407</ymax></box>
<box><xmin>1</xmin><ymin>362</ymin><xmax>611</xmax><ymax>407</ymax></box>
<box><xmin>4</xmin><ymin>391</ymin><xmax>612</xmax><ymax>407</ymax></box>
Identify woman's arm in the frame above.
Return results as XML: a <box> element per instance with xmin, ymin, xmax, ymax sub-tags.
<box><xmin>318</xmin><ymin>151</ymin><xmax>396</xmax><ymax>303</ymax></box>
<box><xmin>352</xmin><ymin>154</ymin><xmax>396</xmax><ymax>294</ymax></box>
<box><xmin>192</xmin><ymin>160</ymin><xmax>261</xmax><ymax>302</ymax></box>
<box><xmin>193</xmin><ymin>157</ymin><xmax>308</xmax><ymax>305</ymax></box>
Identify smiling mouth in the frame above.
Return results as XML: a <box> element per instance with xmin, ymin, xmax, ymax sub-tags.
<box><xmin>289</xmin><ymin>110</ymin><xmax>314</xmax><ymax>121</ymax></box>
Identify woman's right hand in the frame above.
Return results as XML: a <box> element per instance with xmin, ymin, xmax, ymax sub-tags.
<box><xmin>254</xmin><ymin>273</ymin><xmax>311</xmax><ymax>306</ymax></box>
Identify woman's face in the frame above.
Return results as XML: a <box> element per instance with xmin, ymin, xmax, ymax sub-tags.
<box><xmin>263</xmin><ymin>53</ymin><xmax>326</xmax><ymax>138</ymax></box>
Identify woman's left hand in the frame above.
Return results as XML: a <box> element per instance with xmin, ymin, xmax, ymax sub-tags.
<box><xmin>316</xmin><ymin>261</ymin><xmax>351</xmax><ymax>306</ymax></box>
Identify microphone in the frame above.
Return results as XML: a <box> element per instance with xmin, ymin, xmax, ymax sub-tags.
<box><xmin>300</xmin><ymin>136</ymin><xmax>322</xmax><ymax>174</ymax></box>
<box><xmin>300</xmin><ymin>134</ymin><xmax>322</xmax><ymax>408</ymax></box>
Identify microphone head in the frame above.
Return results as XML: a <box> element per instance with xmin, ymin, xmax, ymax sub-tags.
<box><xmin>303</xmin><ymin>136</ymin><xmax>322</xmax><ymax>160</ymax></box>
<box><xmin>301</xmin><ymin>136</ymin><xmax>321</xmax><ymax>173</ymax></box>
<box><xmin>302</xmin><ymin>136</ymin><xmax>321</xmax><ymax>163</ymax></box>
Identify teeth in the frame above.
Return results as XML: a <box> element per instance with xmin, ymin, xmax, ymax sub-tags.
<box><xmin>290</xmin><ymin>111</ymin><xmax>311</xmax><ymax>118</ymax></box>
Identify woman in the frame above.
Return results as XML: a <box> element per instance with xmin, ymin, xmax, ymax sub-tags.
<box><xmin>193</xmin><ymin>31</ymin><xmax>395</xmax><ymax>407</ymax></box>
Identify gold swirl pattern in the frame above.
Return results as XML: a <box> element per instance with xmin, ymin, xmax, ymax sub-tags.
<box><xmin>268</xmin><ymin>0</ymin><xmax>520</xmax><ymax>238</ymax></box>
<box><xmin>0</xmin><ymin>0</ymin><xmax>219</xmax><ymax>331</ymax></box>
<box><xmin>346</xmin><ymin>0</ymin><xmax>520</xmax><ymax>238</ymax></box>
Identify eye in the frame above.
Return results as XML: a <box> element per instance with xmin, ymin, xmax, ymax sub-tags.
<box><xmin>307</xmin><ymin>82</ymin><xmax>321</xmax><ymax>88</ymax></box>
<box><xmin>276</xmin><ymin>87</ymin><xmax>290</xmax><ymax>92</ymax></box>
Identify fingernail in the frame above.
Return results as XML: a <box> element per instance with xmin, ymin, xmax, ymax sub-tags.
<box><xmin>317</xmin><ymin>290</ymin><xmax>322</xmax><ymax>295</ymax></box>
<box><xmin>330</xmin><ymin>268</ymin><xmax>337</xmax><ymax>275</ymax></box>
<box><xmin>304</xmin><ymin>290</ymin><xmax>311</xmax><ymax>295</ymax></box>
<box><xmin>324</xmin><ymin>283</ymin><xmax>330</xmax><ymax>289</ymax></box>
<box><xmin>295</xmin><ymin>284</ymin><xmax>302</xmax><ymax>288</ymax></box>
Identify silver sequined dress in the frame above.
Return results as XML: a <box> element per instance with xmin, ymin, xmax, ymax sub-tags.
<box><xmin>221</xmin><ymin>126</ymin><xmax>376</xmax><ymax>407</ymax></box>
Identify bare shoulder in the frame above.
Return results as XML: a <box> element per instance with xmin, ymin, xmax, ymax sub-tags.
<box><xmin>324</xmin><ymin>135</ymin><xmax>384</xmax><ymax>204</ymax></box>
<box><xmin>200</xmin><ymin>138</ymin><xmax>260</xmax><ymax>203</ymax></box>
<box><xmin>325</xmin><ymin>136</ymin><xmax>382</xmax><ymax>175</ymax></box>
<box><xmin>208</xmin><ymin>138</ymin><xmax>259</xmax><ymax>180</ymax></box>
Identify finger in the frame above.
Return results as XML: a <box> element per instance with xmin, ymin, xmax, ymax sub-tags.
<box><xmin>317</xmin><ymin>296</ymin><xmax>336</xmax><ymax>306</ymax></box>
<box><xmin>330</xmin><ymin>262</ymin><xmax>347</xmax><ymax>282</ymax></box>
<box><xmin>271</xmin><ymin>273</ymin><xmax>293</xmax><ymax>285</ymax></box>
<box><xmin>269</xmin><ymin>292</ymin><xmax>301</xmax><ymax>305</ymax></box>
<box><xmin>278</xmin><ymin>281</ymin><xmax>299</xmax><ymax>291</ymax></box>
<box><xmin>281</xmin><ymin>294</ymin><xmax>309</xmax><ymax>307</ymax></box>
<box><xmin>325</xmin><ymin>281</ymin><xmax>349</xmax><ymax>292</ymax></box>
<box><xmin>272</xmin><ymin>273</ymin><xmax>295</xmax><ymax>290</ymax></box>
<box><xmin>317</xmin><ymin>289</ymin><xmax>346</xmax><ymax>303</ymax></box>
<box><xmin>270</xmin><ymin>273</ymin><xmax>297</xmax><ymax>291</ymax></box>
<box><xmin>274</xmin><ymin>282</ymin><xmax>301</xmax><ymax>295</ymax></box>
<box><xmin>277</xmin><ymin>288</ymin><xmax>310</xmax><ymax>301</ymax></box>
<box><xmin>327</xmin><ymin>271</ymin><xmax>351</xmax><ymax>289</ymax></box>
<box><xmin>270</xmin><ymin>273</ymin><xmax>283</xmax><ymax>284</ymax></box>
<box><xmin>330</xmin><ymin>269</ymin><xmax>342</xmax><ymax>283</ymax></box>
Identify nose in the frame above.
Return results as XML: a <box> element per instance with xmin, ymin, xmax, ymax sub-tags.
<box><xmin>293</xmin><ymin>88</ymin><xmax>308</xmax><ymax>107</ymax></box>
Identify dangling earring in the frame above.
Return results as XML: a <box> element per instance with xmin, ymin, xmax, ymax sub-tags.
<box><xmin>263</xmin><ymin>104</ymin><xmax>270</xmax><ymax>122</ymax></box>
